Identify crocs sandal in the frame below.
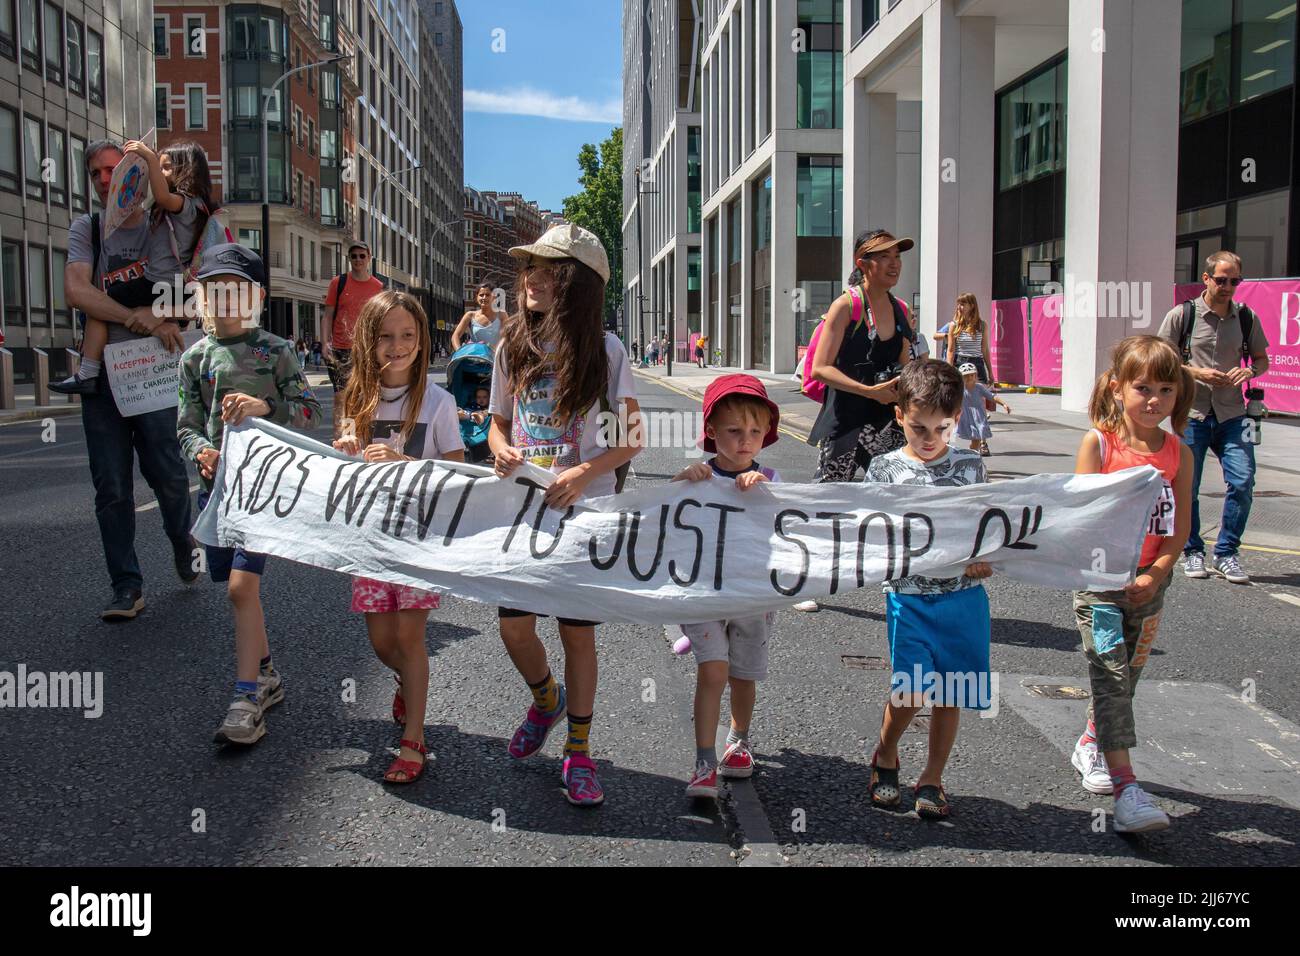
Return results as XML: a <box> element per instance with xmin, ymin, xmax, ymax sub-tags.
<box><xmin>914</xmin><ymin>783</ymin><xmax>950</xmax><ymax>820</ymax></box>
<box><xmin>391</xmin><ymin>674</ymin><xmax>405</xmax><ymax>726</ymax></box>
<box><xmin>868</xmin><ymin>747</ymin><xmax>901</xmax><ymax>808</ymax></box>
<box><xmin>383</xmin><ymin>739</ymin><xmax>428</xmax><ymax>785</ymax></box>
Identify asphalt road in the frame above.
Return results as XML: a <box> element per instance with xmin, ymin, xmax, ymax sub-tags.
<box><xmin>1</xmin><ymin>375</ymin><xmax>1297</xmax><ymax>866</ymax></box>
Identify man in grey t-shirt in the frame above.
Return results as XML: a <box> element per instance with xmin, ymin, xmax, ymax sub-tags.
<box><xmin>63</xmin><ymin>140</ymin><xmax>197</xmax><ymax>621</ymax></box>
<box><xmin>1157</xmin><ymin>250</ymin><xmax>1270</xmax><ymax>585</ymax></box>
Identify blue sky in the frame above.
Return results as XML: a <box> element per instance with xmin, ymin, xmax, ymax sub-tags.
<box><xmin>459</xmin><ymin>1</ymin><xmax>623</xmax><ymax>211</ymax></box>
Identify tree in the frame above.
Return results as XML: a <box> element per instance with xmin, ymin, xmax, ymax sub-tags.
<box><xmin>562</xmin><ymin>127</ymin><xmax>622</xmax><ymax>323</ymax></box>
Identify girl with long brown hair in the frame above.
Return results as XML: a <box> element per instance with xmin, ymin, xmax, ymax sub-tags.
<box><xmin>487</xmin><ymin>223</ymin><xmax>643</xmax><ymax>807</ymax></box>
<box><xmin>333</xmin><ymin>291</ymin><xmax>465</xmax><ymax>784</ymax></box>
<box><xmin>946</xmin><ymin>293</ymin><xmax>993</xmax><ymax>384</ymax></box>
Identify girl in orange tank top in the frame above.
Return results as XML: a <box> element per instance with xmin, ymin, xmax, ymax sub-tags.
<box><xmin>1067</xmin><ymin>336</ymin><xmax>1195</xmax><ymax>834</ymax></box>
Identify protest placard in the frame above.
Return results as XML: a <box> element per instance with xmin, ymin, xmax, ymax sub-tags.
<box><xmin>103</xmin><ymin>330</ymin><xmax>203</xmax><ymax>417</ymax></box>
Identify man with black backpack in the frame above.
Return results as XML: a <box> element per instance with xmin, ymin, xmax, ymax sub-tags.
<box><xmin>321</xmin><ymin>240</ymin><xmax>386</xmax><ymax>392</ymax></box>
<box><xmin>1157</xmin><ymin>250</ymin><xmax>1270</xmax><ymax>585</ymax></box>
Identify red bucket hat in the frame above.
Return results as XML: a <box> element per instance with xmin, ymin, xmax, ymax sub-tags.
<box><xmin>700</xmin><ymin>373</ymin><xmax>781</xmax><ymax>453</ymax></box>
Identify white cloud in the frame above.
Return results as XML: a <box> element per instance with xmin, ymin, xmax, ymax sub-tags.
<box><xmin>464</xmin><ymin>87</ymin><xmax>620</xmax><ymax>124</ymax></box>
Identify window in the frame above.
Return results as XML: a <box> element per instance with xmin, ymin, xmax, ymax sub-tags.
<box><xmin>1236</xmin><ymin>0</ymin><xmax>1295</xmax><ymax>105</ymax></box>
<box><xmin>1180</xmin><ymin>0</ymin><xmax>1232</xmax><ymax>122</ymax></box>
<box><xmin>435</xmin><ymin>32</ymin><xmax>443</xmax><ymax>46</ymax></box>
<box><xmin>320</xmin><ymin>128</ymin><xmax>337</xmax><ymax>162</ymax></box>
<box><xmin>19</xmin><ymin>0</ymin><xmax>36</xmax><ymax>71</ymax></box>
<box><xmin>796</xmin><ymin>156</ymin><xmax>843</xmax><ymax>236</ymax></box>
<box><xmin>87</xmin><ymin>29</ymin><xmax>103</xmax><ymax>105</ymax></box>
<box><xmin>308</xmin><ymin>119</ymin><xmax>315</xmax><ymax>155</ymax></box>
<box><xmin>321</xmin><ymin>186</ymin><xmax>338</xmax><ymax>225</ymax></box>
<box><xmin>2</xmin><ymin>241</ymin><xmax>23</xmax><ymax>329</ymax></box>
<box><xmin>42</xmin><ymin>1</ymin><xmax>61</xmax><ymax>84</ymax></box>
<box><xmin>69</xmin><ymin>134</ymin><xmax>86</xmax><ymax>212</ymax></box>
<box><xmin>51</xmin><ymin>249</ymin><xmax>69</xmax><ymax>327</ymax></box>
<box><xmin>156</xmin><ymin>85</ymin><xmax>171</xmax><ymax>129</ymax></box>
<box><xmin>997</xmin><ymin>58</ymin><xmax>1067</xmax><ymax>190</ymax></box>
<box><xmin>28</xmin><ymin>244</ymin><xmax>48</xmax><ymax>327</ymax></box>
<box><xmin>187</xmin><ymin>86</ymin><xmax>204</xmax><ymax>129</ymax></box>
<box><xmin>46</xmin><ymin>124</ymin><xmax>65</xmax><ymax>206</ymax></box>
<box><xmin>154</xmin><ymin>14</ymin><xmax>168</xmax><ymax>56</ymax></box>
<box><xmin>24</xmin><ymin>114</ymin><xmax>43</xmax><ymax>201</ymax></box>
<box><xmin>260</xmin><ymin>15</ymin><xmax>282</xmax><ymax>57</ymax></box>
<box><xmin>0</xmin><ymin>0</ymin><xmax>15</xmax><ymax>60</ymax></box>
<box><xmin>232</xmin><ymin>85</ymin><xmax>258</xmax><ymax>119</ymax></box>
<box><xmin>292</xmin><ymin>106</ymin><xmax>300</xmax><ymax>144</ymax></box>
<box><xmin>796</xmin><ymin>0</ymin><xmax>843</xmax><ymax>129</ymax></box>
<box><xmin>65</xmin><ymin>15</ymin><xmax>82</xmax><ymax>95</ymax></box>
<box><xmin>238</xmin><ymin>228</ymin><xmax>261</xmax><ymax>250</ymax></box>
<box><xmin>0</xmin><ymin>106</ymin><xmax>16</xmax><ymax>192</ymax></box>
<box><xmin>687</xmin><ymin>126</ymin><xmax>701</xmax><ymax>232</ymax></box>
<box><xmin>184</xmin><ymin>14</ymin><xmax>204</xmax><ymax>57</ymax></box>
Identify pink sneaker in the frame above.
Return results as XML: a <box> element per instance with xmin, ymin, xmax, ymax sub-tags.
<box><xmin>561</xmin><ymin>753</ymin><xmax>605</xmax><ymax>806</ymax></box>
<box><xmin>507</xmin><ymin>686</ymin><xmax>567</xmax><ymax>760</ymax></box>
<box><xmin>719</xmin><ymin>740</ymin><xmax>754</xmax><ymax>779</ymax></box>
<box><xmin>685</xmin><ymin>761</ymin><xmax>718</xmax><ymax>799</ymax></box>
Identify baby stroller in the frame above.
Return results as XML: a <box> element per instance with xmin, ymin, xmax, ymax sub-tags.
<box><xmin>447</xmin><ymin>342</ymin><xmax>494</xmax><ymax>464</ymax></box>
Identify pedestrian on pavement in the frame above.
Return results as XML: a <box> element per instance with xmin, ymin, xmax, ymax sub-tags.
<box><xmin>311</xmin><ymin>340</ymin><xmax>323</xmax><ymax>367</ymax></box>
<box><xmin>488</xmin><ymin>223</ymin><xmax>643</xmax><ymax>807</ymax></box>
<box><xmin>955</xmin><ymin>363</ymin><xmax>1010</xmax><ymax>456</ymax></box>
<box><xmin>695</xmin><ymin>332</ymin><xmax>707</xmax><ymax>368</ymax></box>
<box><xmin>452</xmin><ymin>282</ymin><xmax>505</xmax><ymax>352</ymax></box>
<box><xmin>946</xmin><ymin>293</ymin><xmax>993</xmax><ymax>387</ymax></box>
<box><xmin>333</xmin><ymin>291</ymin><xmax>465</xmax><ymax>784</ymax></box>
<box><xmin>177</xmin><ymin>243</ymin><xmax>323</xmax><ymax>747</ymax></box>
<box><xmin>647</xmin><ymin>338</ymin><xmax>659</xmax><ymax>367</ymax></box>
<box><xmin>1068</xmin><ymin>335</ymin><xmax>1194</xmax><ymax>833</ymax></box>
<box><xmin>672</xmin><ymin>375</ymin><xmax>783</xmax><ymax>801</ymax></box>
<box><xmin>798</xmin><ymin>228</ymin><xmax>915</xmax><ymax>612</ymax></box>
<box><xmin>1157</xmin><ymin>250</ymin><xmax>1270</xmax><ymax>585</ymax></box>
<box><xmin>61</xmin><ymin>139</ymin><xmax>197</xmax><ymax>621</ymax></box>
<box><xmin>865</xmin><ymin>359</ymin><xmax>995</xmax><ymax>820</ymax></box>
<box><xmin>322</xmin><ymin>241</ymin><xmax>386</xmax><ymax>393</ymax></box>
<box><xmin>660</xmin><ymin>334</ymin><xmax>670</xmax><ymax>365</ymax></box>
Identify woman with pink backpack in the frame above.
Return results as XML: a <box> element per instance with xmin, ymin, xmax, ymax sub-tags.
<box><xmin>795</xmin><ymin>229</ymin><xmax>916</xmax><ymax>611</ymax></box>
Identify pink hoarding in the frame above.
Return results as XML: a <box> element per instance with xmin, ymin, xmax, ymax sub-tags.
<box><xmin>1030</xmin><ymin>294</ymin><xmax>1063</xmax><ymax>388</ymax></box>
<box><xmin>1170</xmin><ymin>280</ymin><xmax>1300</xmax><ymax>415</ymax></box>
<box><xmin>990</xmin><ymin>298</ymin><xmax>1029</xmax><ymax>385</ymax></box>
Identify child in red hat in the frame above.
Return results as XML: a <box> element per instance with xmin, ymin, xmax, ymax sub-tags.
<box><xmin>671</xmin><ymin>374</ymin><xmax>782</xmax><ymax>800</ymax></box>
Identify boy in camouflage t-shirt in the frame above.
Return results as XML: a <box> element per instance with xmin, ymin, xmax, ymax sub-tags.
<box><xmin>176</xmin><ymin>244</ymin><xmax>322</xmax><ymax>748</ymax></box>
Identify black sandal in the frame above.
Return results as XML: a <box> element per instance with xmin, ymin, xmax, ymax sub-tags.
<box><xmin>914</xmin><ymin>783</ymin><xmax>950</xmax><ymax>820</ymax></box>
<box><xmin>868</xmin><ymin>747</ymin><xmax>901</xmax><ymax>808</ymax></box>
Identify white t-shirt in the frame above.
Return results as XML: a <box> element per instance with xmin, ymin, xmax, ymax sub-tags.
<box><xmin>370</xmin><ymin>377</ymin><xmax>464</xmax><ymax>461</ymax></box>
<box><xmin>489</xmin><ymin>332</ymin><xmax>636</xmax><ymax>497</ymax></box>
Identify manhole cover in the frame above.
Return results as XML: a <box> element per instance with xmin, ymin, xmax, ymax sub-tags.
<box><xmin>841</xmin><ymin>655</ymin><xmax>889</xmax><ymax>670</ymax></box>
<box><xmin>1025</xmin><ymin>684</ymin><xmax>1091</xmax><ymax>700</ymax></box>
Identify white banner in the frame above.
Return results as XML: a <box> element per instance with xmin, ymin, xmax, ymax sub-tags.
<box><xmin>192</xmin><ymin>420</ymin><xmax>1164</xmax><ymax>625</ymax></box>
<box><xmin>103</xmin><ymin>331</ymin><xmax>203</xmax><ymax>417</ymax></box>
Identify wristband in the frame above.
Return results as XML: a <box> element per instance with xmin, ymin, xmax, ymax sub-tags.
<box><xmin>262</xmin><ymin>397</ymin><xmax>277</xmax><ymax>418</ymax></box>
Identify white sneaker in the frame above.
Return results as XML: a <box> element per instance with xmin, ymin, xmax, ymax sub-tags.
<box><xmin>1070</xmin><ymin>738</ymin><xmax>1113</xmax><ymax>794</ymax></box>
<box><xmin>792</xmin><ymin>600</ymin><xmax>820</xmax><ymax>612</ymax></box>
<box><xmin>258</xmin><ymin>667</ymin><xmax>284</xmax><ymax>710</ymax></box>
<box><xmin>213</xmin><ymin>697</ymin><xmax>266</xmax><ymax>746</ymax></box>
<box><xmin>1113</xmin><ymin>784</ymin><xmax>1170</xmax><ymax>833</ymax></box>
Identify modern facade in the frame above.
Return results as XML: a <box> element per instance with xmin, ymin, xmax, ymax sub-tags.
<box><xmin>154</xmin><ymin>0</ymin><xmax>363</xmax><ymax>344</ymax></box>
<box><xmin>846</xmin><ymin>0</ymin><xmax>1298</xmax><ymax>410</ymax></box>
<box><xmin>0</xmin><ymin>0</ymin><xmax>154</xmax><ymax>371</ymax></box>
<box><xmin>624</xmin><ymin>0</ymin><xmax>847</xmax><ymax>372</ymax></box>
<box><xmin>415</xmin><ymin>0</ymin><xmax>463</xmax><ymax>351</ymax></box>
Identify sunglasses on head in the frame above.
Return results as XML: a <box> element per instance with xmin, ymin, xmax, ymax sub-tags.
<box><xmin>1208</xmin><ymin>275</ymin><xmax>1242</xmax><ymax>287</ymax></box>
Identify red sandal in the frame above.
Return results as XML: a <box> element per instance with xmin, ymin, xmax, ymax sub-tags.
<box><xmin>391</xmin><ymin>674</ymin><xmax>405</xmax><ymax>726</ymax></box>
<box><xmin>383</xmin><ymin>739</ymin><xmax>428</xmax><ymax>785</ymax></box>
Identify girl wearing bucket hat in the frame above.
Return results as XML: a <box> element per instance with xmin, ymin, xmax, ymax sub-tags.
<box><xmin>486</xmin><ymin>223</ymin><xmax>644</xmax><ymax>807</ymax></box>
<box><xmin>798</xmin><ymin>229</ymin><xmax>915</xmax><ymax>611</ymax></box>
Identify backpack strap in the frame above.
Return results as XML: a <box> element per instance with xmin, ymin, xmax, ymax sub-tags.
<box><xmin>90</xmin><ymin>213</ymin><xmax>101</xmax><ymax>288</ymax></box>
<box><xmin>1179</xmin><ymin>299</ymin><xmax>1196</xmax><ymax>363</ymax></box>
<box><xmin>889</xmin><ymin>293</ymin><xmax>914</xmax><ymax>341</ymax></box>
<box><xmin>1237</xmin><ymin>305</ymin><xmax>1256</xmax><ymax>363</ymax></box>
<box><xmin>1090</xmin><ymin>428</ymin><xmax>1109</xmax><ymax>469</ymax></box>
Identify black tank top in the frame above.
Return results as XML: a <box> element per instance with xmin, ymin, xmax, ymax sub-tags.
<box><xmin>809</xmin><ymin>291</ymin><xmax>910</xmax><ymax>444</ymax></box>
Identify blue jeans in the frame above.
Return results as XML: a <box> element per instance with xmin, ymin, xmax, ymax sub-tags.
<box><xmin>82</xmin><ymin>387</ymin><xmax>193</xmax><ymax>591</ymax></box>
<box><xmin>1182</xmin><ymin>413</ymin><xmax>1255</xmax><ymax>558</ymax></box>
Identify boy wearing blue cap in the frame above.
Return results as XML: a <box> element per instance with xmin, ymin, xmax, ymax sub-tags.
<box><xmin>177</xmin><ymin>243</ymin><xmax>322</xmax><ymax>746</ymax></box>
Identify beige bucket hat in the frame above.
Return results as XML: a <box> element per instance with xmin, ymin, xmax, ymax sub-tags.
<box><xmin>509</xmin><ymin>223</ymin><xmax>610</xmax><ymax>283</ymax></box>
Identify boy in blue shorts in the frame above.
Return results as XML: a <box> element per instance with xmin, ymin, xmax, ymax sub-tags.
<box><xmin>177</xmin><ymin>244</ymin><xmax>321</xmax><ymax>746</ymax></box>
<box><xmin>864</xmin><ymin>358</ymin><xmax>994</xmax><ymax>819</ymax></box>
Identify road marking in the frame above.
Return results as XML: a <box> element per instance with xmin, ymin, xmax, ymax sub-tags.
<box><xmin>0</xmin><ymin>438</ymin><xmax>86</xmax><ymax>460</ymax></box>
<box><xmin>1271</xmin><ymin>592</ymin><xmax>1300</xmax><ymax>608</ymax></box>
<box><xmin>137</xmin><ymin>483</ymin><xmax>201</xmax><ymax>512</ymax></box>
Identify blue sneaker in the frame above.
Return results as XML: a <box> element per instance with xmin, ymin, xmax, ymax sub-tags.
<box><xmin>507</xmin><ymin>685</ymin><xmax>566</xmax><ymax>759</ymax></box>
<box><xmin>561</xmin><ymin>753</ymin><xmax>605</xmax><ymax>806</ymax></box>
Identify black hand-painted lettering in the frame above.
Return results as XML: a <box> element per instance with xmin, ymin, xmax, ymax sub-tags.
<box><xmin>502</xmin><ymin>479</ymin><xmax>544</xmax><ymax>553</ymax></box>
<box><xmin>703</xmin><ymin>502</ymin><xmax>743</xmax><ymax>591</ymax></box>
<box><xmin>771</xmin><ymin>509</ymin><xmax>810</xmax><ymax>596</ymax></box>
<box><xmin>627</xmin><ymin>505</ymin><xmax>670</xmax><ymax>581</ymax></box>
<box><xmin>530</xmin><ymin>501</ymin><xmax>574</xmax><ymax>559</ymax></box>
<box><xmin>442</xmin><ymin>474</ymin><xmax>482</xmax><ymax>546</ymax></box>
<box><xmin>325</xmin><ymin>460</ymin><xmax>388</xmax><ymax>524</ymax></box>
<box><xmin>900</xmin><ymin>512</ymin><xmax>934</xmax><ymax>578</ymax></box>
<box><xmin>275</xmin><ymin>452</ymin><xmax>323</xmax><ymax>517</ymax></box>
<box><xmin>589</xmin><ymin>511</ymin><xmax>630</xmax><ymax>570</ymax></box>
<box><xmin>390</xmin><ymin>460</ymin><xmax>437</xmax><ymax>537</ymax></box>
<box><xmin>815</xmin><ymin>511</ymin><xmax>854</xmax><ymax>595</ymax></box>
<box><xmin>247</xmin><ymin>446</ymin><xmax>295</xmax><ymax>515</ymax></box>
<box><xmin>356</xmin><ymin>462</ymin><xmax>406</xmax><ymax>528</ymax></box>
<box><xmin>856</xmin><ymin>511</ymin><xmax>896</xmax><ymax>586</ymax></box>
<box><xmin>668</xmin><ymin>499</ymin><xmax>704</xmax><ymax>586</ymax></box>
<box><xmin>224</xmin><ymin>436</ymin><xmax>269</xmax><ymax>515</ymax></box>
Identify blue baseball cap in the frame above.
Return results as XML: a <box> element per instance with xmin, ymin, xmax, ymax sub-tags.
<box><xmin>194</xmin><ymin>243</ymin><xmax>266</xmax><ymax>285</ymax></box>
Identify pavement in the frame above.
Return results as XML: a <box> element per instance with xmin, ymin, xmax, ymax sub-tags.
<box><xmin>1</xmin><ymin>367</ymin><xmax>1297</xmax><ymax>867</ymax></box>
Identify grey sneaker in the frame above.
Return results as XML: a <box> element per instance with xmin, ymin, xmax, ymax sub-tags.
<box><xmin>258</xmin><ymin>667</ymin><xmax>284</xmax><ymax>710</ymax></box>
<box><xmin>1183</xmin><ymin>552</ymin><xmax>1208</xmax><ymax>578</ymax></box>
<box><xmin>1210</xmin><ymin>553</ymin><xmax>1250</xmax><ymax>585</ymax></box>
<box><xmin>213</xmin><ymin>697</ymin><xmax>266</xmax><ymax>746</ymax></box>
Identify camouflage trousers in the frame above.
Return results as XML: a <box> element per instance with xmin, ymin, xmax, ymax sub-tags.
<box><xmin>1072</xmin><ymin>566</ymin><xmax>1173</xmax><ymax>752</ymax></box>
